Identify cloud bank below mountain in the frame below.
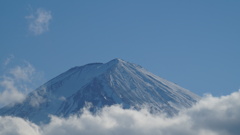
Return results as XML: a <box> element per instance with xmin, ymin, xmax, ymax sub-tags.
<box><xmin>0</xmin><ymin>90</ymin><xmax>239</xmax><ymax>135</ymax></box>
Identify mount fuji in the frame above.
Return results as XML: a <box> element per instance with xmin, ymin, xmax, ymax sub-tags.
<box><xmin>0</xmin><ymin>59</ymin><xmax>199</xmax><ymax>123</ymax></box>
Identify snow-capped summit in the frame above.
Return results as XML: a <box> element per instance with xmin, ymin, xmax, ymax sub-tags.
<box><xmin>108</xmin><ymin>58</ymin><xmax>124</xmax><ymax>64</ymax></box>
<box><xmin>0</xmin><ymin>59</ymin><xmax>200</xmax><ymax>123</ymax></box>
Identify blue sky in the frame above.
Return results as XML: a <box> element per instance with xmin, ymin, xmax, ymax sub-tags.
<box><xmin>0</xmin><ymin>0</ymin><xmax>239</xmax><ymax>96</ymax></box>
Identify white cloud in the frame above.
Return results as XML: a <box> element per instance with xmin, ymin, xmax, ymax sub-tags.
<box><xmin>29</xmin><ymin>87</ymin><xmax>47</xmax><ymax>107</ymax></box>
<box><xmin>26</xmin><ymin>8</ymin><xmax>52</xmax><ymax>35</ymax></box>
<box><xmin>9</xmin><ymin>61</ymin><xmax>35</xmax><ymax>82</ymax></box>
<box><xmin>0</xmin><ymin>90</ymin><xmax>240</xmax><ymax>135</ymax></box>
<box><xmin>0</xmin><ymin>116</ymin><xmax>41</xmax><ymax>135</ymax></box>
<box><xmin>0</xmin><ymin>76</ymin><xmax>25</xmax><ymax>106</ymax></box>
<box><xmin>0</xmin><ymin>61</ymin><xmax>44</xmax><ymax>107</ymax></box>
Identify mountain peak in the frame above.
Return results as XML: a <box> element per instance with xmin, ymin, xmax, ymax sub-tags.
<box><xmin>107</xmin><ymin>58</ymin><xmax>125</xmax><ymax>65</ymax></box>
<box><xmin>102</xmin><ymin>58</ymin><xmax>128</xmax><ymax>70</ymax></box>
<box><xmin>111</xmin><ymin>58</ymin><xmax>124</xmax><ymax>62</ymax></box>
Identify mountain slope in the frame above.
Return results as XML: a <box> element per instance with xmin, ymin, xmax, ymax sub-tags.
<box><xmin>0</xmin><ymin>59</ymin><xmax>200</xmax><ymax>123</ymax></box>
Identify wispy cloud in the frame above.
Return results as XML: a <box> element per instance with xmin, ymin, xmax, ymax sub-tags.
<box><xmin>29</xmin><ymin>88</ymin><xmax>47</xmax><ymax>107</ymax></box>
<box><xmin>0</xmin><ymin>90</ymin><xmax>240</xmax><ymax>135</ymax></box>
<box><xmin>0</xmin><ymin>76</ymin><xmax>25</xmax><ymax>106</ymax></box>
<box><xmin>0</xmin><ymin>59</ymin><xmax>44</xmax><ymax>107</ymax></box>
<box><xmin>9</xmin><ymin>62</ymin><xmax>36</xmax><ymax>82</ymax></box>
<box><xmin>26</xmin><ymin>8</ymin><xmax>52</xmax><ymax>35</ymax></box>
<box><xmin>3</xmin><ymin>55</ymin><xmax>14</xmax><ymax>66</ymax></box>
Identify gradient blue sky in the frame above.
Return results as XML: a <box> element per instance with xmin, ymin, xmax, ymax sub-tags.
<box><xmin>1</xmin><ymin>0</ymin><xmax>239</xmax><ymax>96</ymax></box>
